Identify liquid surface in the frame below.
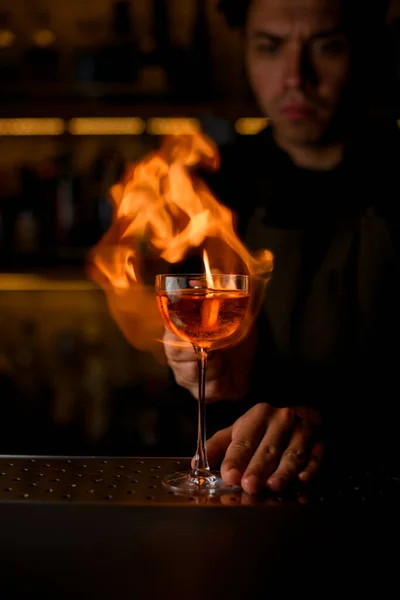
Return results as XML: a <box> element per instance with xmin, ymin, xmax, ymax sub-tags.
<box><xmin>157</xmin><ymin>289</ymin><xmax>249</xmax><ymax>347</ymax></box>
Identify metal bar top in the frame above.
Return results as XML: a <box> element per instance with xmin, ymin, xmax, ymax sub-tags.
<box><xmin>0</xmin><ymin>456</ymin><xmax>398</xmax><ymax>599</ymax></box>
<box><xmin>1</xmin><ymin>455</ymin><xmax>400</xmax><ymax>505</ymax></box>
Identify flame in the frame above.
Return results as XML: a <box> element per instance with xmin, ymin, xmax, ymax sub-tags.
<box><xmin>201</xmin><ymin>250</ymin><xmax>219</xmax><ymax>330</ymax></box>
<box><xmin>88</xmin><ymin>133</ymin><xmax>273</xmax><ymax>358</ymax></box>
<box><xmin>202</xmin><ymin>250</ymin><xmax>214</xmax><ymax>289</ymax></box>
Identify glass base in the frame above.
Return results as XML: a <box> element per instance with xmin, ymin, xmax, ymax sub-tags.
<box><xmin>162</xmin><ymin>470</ymin><xmax>241</xmax><ymax>496</ymax></box>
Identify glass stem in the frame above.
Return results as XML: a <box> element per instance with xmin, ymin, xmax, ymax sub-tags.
<box><xmin>193</xmin><ymin>346</ymin><xmax>210</xmax><ymax>477</ymax></box>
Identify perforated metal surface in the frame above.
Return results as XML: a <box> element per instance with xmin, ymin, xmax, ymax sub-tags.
<box><xmin>0</xmin><ymin>456</ymin><xmax>190</xmax><ymax>505</ymax></box>
<box><xmin>1</xmin><ymin>456</ymin><xmax>400</xmax><ymax>505</ymax></box>
<box><xmin>0</xmin><ymin>456</ymin><xmax>274</xmax><ymax>505</ymax></box>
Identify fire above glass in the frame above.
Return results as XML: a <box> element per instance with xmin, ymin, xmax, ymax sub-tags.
<box><xmin>88</xmin><ymin>133</ymin><xmax>273</xmax><ymax>357</ymax></box>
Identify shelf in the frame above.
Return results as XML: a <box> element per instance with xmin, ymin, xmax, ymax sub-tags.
<box><xmin>0</xmin><ymin>96</ymin><xmax>259</xmax><ymax>120</ymax></box>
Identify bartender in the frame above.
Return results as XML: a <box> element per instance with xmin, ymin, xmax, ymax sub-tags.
<box><xmin>164</xmin><ymin>0</ymin><xmax>400</xmax><ymax>495</ymax></box>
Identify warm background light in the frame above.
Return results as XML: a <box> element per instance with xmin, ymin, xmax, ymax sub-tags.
<box><xmin>147</xmin><ymin>118</ymin><xmax>201</xmax><ymax>135</ymax></box>
<box><xmin>0</xmin><ymin>118</ymin><xmax>65</xmax><ymax>136</ymax></box>
<box><xmin>0</xmin><ymin>275</ymin><xmax>95</xmax><ymax>292</ymax></box>
<box><xmin>0</xmin><ymin>117</ymin><xmax>275</xmax><ymax>137</ymax></box>
<box><xmin>0</xmin><ymin>29</ymin><xmax>15</xmax><ymax>48</ymax></box>
<box><xmin>32</xmin><ymin>29</ymin><xmax>56</xmax><ymax>47</ymax></box>
<box><xmin>69</xmin><ymin>118</ymin><xmax>146</xmax><ymax>136</ymax></box>
<box><xmin>235</xmin><ymin>118</ymin><xmax>270</xmax><ymax>135</ymax></box>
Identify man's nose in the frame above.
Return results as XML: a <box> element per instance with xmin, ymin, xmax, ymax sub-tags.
<box><xmin>283</xmin><ymin>47</ymin><xmax>305</xmax><ymax>89</ymax></box>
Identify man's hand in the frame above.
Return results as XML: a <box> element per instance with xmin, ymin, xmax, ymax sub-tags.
<box><xmin>196</xmin><ymin>403</ymin><xmax>324</xmax><ymax>495</ymax></box>
<box><xmin>163</xmin><ymin>328</ymin><xmax>256</xmax><ymax>402</ymax></box>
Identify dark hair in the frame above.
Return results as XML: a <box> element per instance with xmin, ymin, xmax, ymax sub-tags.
<box><xmin>217</xmin><ymin>0</ymin><xmax>391</xmax><ymax>30</ymax></box>
<box><xmin>218</xmin><ymin>0</ymin><xmax>250</xmax><ymax>28</ymax></box>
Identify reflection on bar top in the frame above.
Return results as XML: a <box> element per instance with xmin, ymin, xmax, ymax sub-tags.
<box><xmin>0</xmin><ymin>274</ymin><xmax>97</xmax><ymax>291</ymax></box>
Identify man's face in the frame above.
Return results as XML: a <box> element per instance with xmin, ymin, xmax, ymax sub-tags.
<box><xmin>246</xmin><ymin>0</ymin><xmax>351</xmax><ymax>145</ymax></box>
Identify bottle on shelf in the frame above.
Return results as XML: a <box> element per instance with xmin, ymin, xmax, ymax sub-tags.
<box><xmin>13</xmin><ymin>210</ymin><xmax>40</xmax><ymax>256</ymax></box>
<box><xmin>0</xmin><ymin>10</ymin><xmax>19</xmax><ymax>86</ymax></box>
<box><xmin>164</xmin><ymin>0</ymin><xmax>195</xmax><ymax>96</ymax></box>
<box><xmin>73</xmin><ymin>20</ymin><xmax>99</xmax><ymax>88</ymax></box>
<box><xmin>80</xmin><ymin>319</ymin><xmax>110</xmax><ymax>444</ymax></box>
<box><xmin>96</xmin><ymin>0</ymin><xmax>140</xmax><ymax>86</ymax></box>
<box><xmin>12</xmin><ymin>320</ymin><xmax>43</xmax><ymax>411</ymax></box>
<box><xmin>12</xmin><ymin>165</ymin><xmax>41</xmax><ymax>258</ymax></box>
<box><xmin>23</xmin><ymin>9</ymin><xmax>60</xmax><ymax>86</ymax></box>
<box><xmin>166</xmin><ymin>0</ymin><xmax>214</xmax><ymax>100</ymax></box>
<box><xmin>77</xmin><ymin>144</ymin><xmax>124</xmax><ymax>249</ymax></box>
<box><xmin>153</xmin><ymin>0</ymin><xmax>172</xmax><ymax>68</ymax></box>
<box><xmin>135</xmin><ymin>0</ymin><xmax>170</xmax><ymax>95</ymax></box>
<box><xmin>189</xmin><ymin>0</ymin><xmax>214</xmax><ymax>99</ymax></box>
<box><xmin>51</xmin><ymin>329</ymin><xmax>81</xmax><ymax>427</ymax></box>
<box><xmin>54</xmin><ymin>151</ymin><xmax>76</xmax><ymax>253</ymax></box>
<box><xmin>33</xmin><ymin>157</ymin><xmax>58</xmax><ymax>258</ymax></box>
<box><xmin>34</xmin><ymin>149</ymin><xmax>81</xmax><ymax>262</ymax></box>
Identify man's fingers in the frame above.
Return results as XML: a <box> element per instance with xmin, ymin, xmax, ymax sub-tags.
<box><xmin>241</xmin><ymin>408</ymin><xmax>295</xmax><ymax>495</ymax></box>
<box><xmin>220</xmin><ymin>404</ymin><xmax>270</xmax><ymax>486</ymax></box>
<box><xmin>195</xmin><ymin>404</ymin><xmax>324</xmax><ymax>496</ymax></box>
<box><xmin>191</xmin><ymin>426</ymin><xmax>233</xmax><ymax>470</ymax></box>
<box><xmin>266</xmin><ymin>422</ymin><xmax>312</xmax><ymax>492</ymax></box>
<box><xmin>164</xmin><ymin>328</ymin><xmax>227</xmax><ymax>398</ymax></box>
<box><xmin>163</xmin><ymin>329</ymin><xmax>193</xmax><ymax>362</ymax></box>
<box><xmin>298</xmin><ymin>441</ymin><xmax>325</xmax><ymax>483</ymax></box>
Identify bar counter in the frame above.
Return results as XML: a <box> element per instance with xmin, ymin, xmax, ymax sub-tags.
<box><xmin>0</xmin><ymin>455</ymin><xmax>398</xmax><ymax>599</ymax></box>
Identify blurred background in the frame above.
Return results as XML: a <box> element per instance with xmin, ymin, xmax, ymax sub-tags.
<box><xmin>1</xmin><ymin>0</ymin><xmax>400</xmax><ymax>458</ymax></box>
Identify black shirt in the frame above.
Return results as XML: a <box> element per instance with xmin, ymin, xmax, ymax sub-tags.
<box><xmin>203</xmin><ymin>121</ymin><xmax>400</xmax><ymax>459</ymax></box>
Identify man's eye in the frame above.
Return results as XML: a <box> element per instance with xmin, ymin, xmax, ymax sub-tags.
<box><xmin>254</xmin><ymin>44</ymin><xmax>280</xmax><ymax>55</ymax></box>
<box><xmin>314</xmin><ymin>38</ymin><xmax>348</xmax><ymax>56</ymax></box>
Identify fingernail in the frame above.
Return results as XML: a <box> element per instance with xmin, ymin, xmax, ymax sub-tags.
<box><xmin>224</xmin><ymin>467</ymin><xmax>242</xmax><ymax>485</ymax></box>
<box><xmin>298</xmin><ymin>471</ymin><xmax>310</xmax><ymax>482</ymax></box>
<box><xmin>242</xmin><ymin>474</ymin><xmax>259</xmax><ymax>495</ymax></box>
<box><xmin>267</xmin><ymin>476</ymin><xmax>284</xmax><ymax>492</ymax></box>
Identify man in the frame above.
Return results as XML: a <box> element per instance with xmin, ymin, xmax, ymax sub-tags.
<box><xmin>164</xmin><ymin>0</ymin><xmax>400</xmax><ymax>495</ymax></box>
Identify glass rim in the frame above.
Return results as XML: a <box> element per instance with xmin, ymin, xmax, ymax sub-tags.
<box><xmin>155</xmin><ymin>273</ymin><xmax>250</xmax><ymax>279</ymax></box>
